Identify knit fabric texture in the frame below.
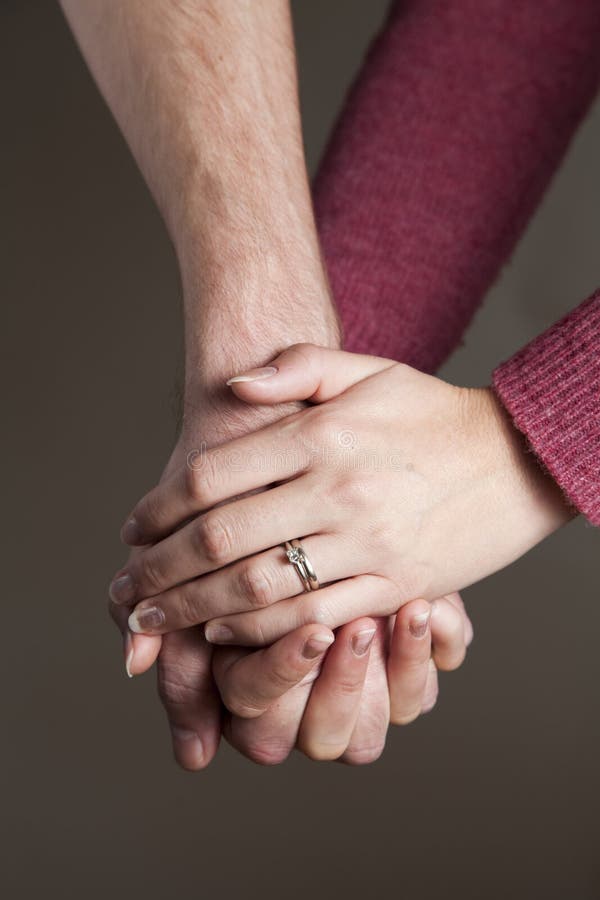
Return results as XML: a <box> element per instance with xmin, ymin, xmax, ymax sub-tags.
<box><xmin>313</xmin><ymin>0</ymin><xmax>600</xmax><ymax>521</ymax></box>
<box><xmin>492</xmin><ymin>290</ymin><xmax>600</xmax><ymax>525</ymax></box>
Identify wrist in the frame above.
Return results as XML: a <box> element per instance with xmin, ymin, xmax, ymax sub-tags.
<box><xmin>475</xmin><ymin>386</ymin><xmax>575</xmax><ymax>538</ymax></box>
<box><xmin>181</xmin><ymin>277</ymin><xmax>341</xmax><ymax>400</ymax></box>
<box><xmin>180</xmin><ymin>283</ymin><xmax>340</xmax><ymax>442</ymax></box>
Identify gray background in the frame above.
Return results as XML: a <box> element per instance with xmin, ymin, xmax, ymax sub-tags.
<box><xmin>3</xmin><ymin>2</ymin><xmax>599</xmax><ymax>898</ymax></box>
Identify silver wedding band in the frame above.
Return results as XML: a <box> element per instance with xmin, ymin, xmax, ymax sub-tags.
<box><xmin>284</xmin><ymin>539</ymin><xmax>320</xmax><ymax>592</ymax></box>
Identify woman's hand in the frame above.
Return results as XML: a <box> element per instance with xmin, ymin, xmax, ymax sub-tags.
<box><xmin>112</xmin><ymin>345</ymin><xmax>571</xmax><ymax>647</ymax></box>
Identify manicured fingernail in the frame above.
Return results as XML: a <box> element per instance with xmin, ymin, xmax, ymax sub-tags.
<box><xmin>109</xmin><ymin>573</ymin><xmax>135</xmax><ymax>605</ymax></box>
<box><xmin>409</xmin><ymin>609</ymin><xmax>431</xmax><ymax>638</ymax></box>
<box><xmin>302</xmin><ymin>632</ymin><xmax>334</xmax><ymax>659</ymax></box>
<box><xmin>171</xmin><ymin>726</ymin><xmax>204</xmax><ymax>769</ymax></box>
<box><xmin>351</xmin><ymin>627</ymin><xmax>376</xmax><ymax>657</ymax></box>
<box><xmin>226</xmin><ymin>366</ymin><xmax>278</xmax><ymax>385</ymax></box>
<box><xmin>121</xmin><ymin>517</ymin><xmax>142</xmax><ymax>545</ymax></box>
<box><xmin>124</xmin><ymin>631</ymin><xmax>134</xmax><ymax>678</ymax></box>
<box><xmin>128</xmin><ymin>605</ymin><xmax>165</xmax><ymax>633</ymax></box>
<box><xmin>204</xmin><ymin>623</ymin><xmax>234</xmax><ymax>643</ymax></box>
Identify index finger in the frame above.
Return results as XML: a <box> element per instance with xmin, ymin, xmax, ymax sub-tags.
<box><xmin>120</xmin><ymin>416</ymin><xmax>312</xmax><ymax>546</ymax></box>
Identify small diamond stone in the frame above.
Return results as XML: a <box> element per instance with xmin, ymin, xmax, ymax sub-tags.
<box><xmin>286</xmin><ymin>547</ymin><xmax>302</xmax><ymax>564</ymax></box>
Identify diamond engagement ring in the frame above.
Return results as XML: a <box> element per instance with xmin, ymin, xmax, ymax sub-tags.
<box><xmin>284</xmin><ymin>539</ymin><xmax>320</xmax><ymax>592</ymax></box>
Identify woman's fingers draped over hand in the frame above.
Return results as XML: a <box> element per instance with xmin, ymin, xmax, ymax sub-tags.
<box><xmin>119</xmin><ymin>345</ymin><xmax>395</xmax><ymax>548</ymax></box>
<box><xmin>108</xmin><ymin>545</ymin><xmax>162</xmax><ymax>677</ymax></box>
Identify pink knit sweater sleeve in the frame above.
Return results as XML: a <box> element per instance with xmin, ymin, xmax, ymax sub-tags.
<box><xmin>312</xmin><ymin>0</ymin><xmax>600</xmax><ymax>522</ymax></box>
<box><xmin>493</xmin><ymin>291</ymin><xmax>600</xmax><ymax>525</ymax></box>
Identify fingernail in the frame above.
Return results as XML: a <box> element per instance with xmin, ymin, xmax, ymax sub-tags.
<box><xmin>124</xmin><ymin>631</ymin><xmax>134</xmax><ymax>678</ymax></box>
<box><xmin>351</xmin><ymin>627</ymin><xmax>376</xmax><ymax>657</ymax></box>
<box><xmin>109</xmin><ymin>573</ymin><xmax>135</xmax><ymax>605</ymax></box>
<box><xmin>171</xmin><ymin>726</ymin><xmax>204</xmax><ymax>769</ymax></box>
<box><xmin>409</xmin><ymin>610</ymin><xmax>431</xmax><ymax>638</ymax></box>
<box><xmin>226</xmin><ymin>366</ymin><xmax>278</xmax><ymax>385</ymax></box>
<box><xmin>302</xmin><ymin>632</ymin><xmax>334</xmax><ymax>659</ymax></box>
<box><xmin>204</xmin><ymin>623</ymin><xmax>234</xmax><ymax>643</ymax></box>
<box><xmin>128</xmin><ymin>605</ymin><xmax>165</xmax><ymax>633</ymax></box>
<box><xmin>121</xmin><ymin>517</ymin><xmax>142</xmax><ymax>545</ymax></box>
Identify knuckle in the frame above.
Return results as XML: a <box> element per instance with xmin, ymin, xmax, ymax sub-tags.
<box><xmin>173</xmin><ymin>585</ymin><xmax>203</xmax><ymax>627</ymax></box>
<box><xmin>436</xmin><ymin>644</ymin><xmax>467</xmax><ymax>672</ymax></box>
<box><xmin>330</xmin><ymin>672</ymin><xmax>364</xmax><ymax>698</ymax></box>
<box><xmin>236</xmin><ymin>739</ymin><xmax>292</xmax><ymax>767</ymax></box>
<box><xmin>331</xmin><ymin>473</ymin><xmax>373</xmax><ymax>510</ymax></box>
<box><xmin>225</xmin><ymin>614</ymin><xmax>269</xmax><ymax>647</ymax></box>
<box><xmin>135</xmin><ymin>491</ymin><xmax>160</xmax><ymax>532</ymax></box>
<box><xmin>421</xmin><ymin>692</ymin><xmax>439</xmax><ymax>714</ymax></box>
<box><xmin>432</xmin><ymin>605</ymin><xmax>463</xmax><ymax>637</ymax></box>
<box><xmin>299</xmin><ymin>738</ymin><xmax>346</xmax><ymax>762</ymax></box>
<box><xmin>196</xmin><ymin>513</ymin><xmax>232</xmax><ymax>566</ymax></box>
<box><xmin>267</xmin><ymin>663</ymin><xmax>302</xmax><ymax>693</ymax></box>
<box><xmin>394</xmin><ymin>651</ymin><xmax>431</xmax><ymax>675</ymax></box>
<box><xmin>302</xmin><ymin>406</ymin><xmax>341</xmax><ymax>449</ymax></box>
<box><xmin>158</xmin><ymin>664</ymin><xmax>202</xmax><ymax>710</ymax></box>
<box><xmin>389</xmin><ymin>564</ymin><xmax>431</xmax><ymax>605</ymax></box>
<box><xmin>184</xmin><ymin>459</ymin><xmax>209</xmax><ymax>505</ymax></box>
<box><xmin>289</xmin><ymin>342</ymin><xmax>320</xmax><ymax>365</ymax></box>
<box><xmin>222</xmin><ymin>689</ymin><xmax>263</xmax><ymax>719</ymax></box>
<box><xmin>238</xmin><ymin>562</ymin><xmax>273</xmax><ymax>609</ymax></box>
<box><xmin>249</xmin><ymin>617</ymin><xmax>269</xmax><ymax>646</ymax></box>
<box><xmin>139</xmin><ymin>553</ymin><xmax>165</xmax><ymax>593</ymax></box>
<box><xmin>390</xmin><ymin>706</ymin><xmax>422</xmax><ymax>726</ymax></box>
<box><xmin>297</xmin><ymin>592</ymin><xmax>328</xmax><ymax>626</ymax></box>
<box><xmin>297</xmin><ymin>662</ymin><xmax>323</xmax><ymax>686</ymax></box>
<box><xmin>342</xmin><ymin>741</ymin><xmax>386</xmax><ymax>766</ymax></box>
<box><xmin>185</xmin><ymin>449</ymin><xmax>222</xmax><ymax>506</ymax></box>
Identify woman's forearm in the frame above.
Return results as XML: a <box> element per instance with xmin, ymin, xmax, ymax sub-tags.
<box><xmin>60</xmin><ymin>0</ymin><xmax>340</xmax><ymax>400</ymax></box>
<box><xmin>313</xmin><ymin>0</ymin><xmax>600</xmax><ymax>372</ymax></box>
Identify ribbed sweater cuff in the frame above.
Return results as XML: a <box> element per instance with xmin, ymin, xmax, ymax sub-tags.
<box><xmin>492</xmin><ymin>289</ymin><xmax>600</xmax><ymax>525</ymax></box>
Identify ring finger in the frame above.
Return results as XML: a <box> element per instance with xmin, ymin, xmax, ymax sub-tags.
<box><xmin>126</xmin><ymin>533</ymin><xmax>369</xmax><ymax>635</ymax></box>
<box><xmin>109</xmin><ymin>474</ymin><xmax>332</xmax><ymax>609</ymax></box>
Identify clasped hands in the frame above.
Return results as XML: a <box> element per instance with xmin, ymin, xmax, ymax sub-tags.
<box><xmin>110</xmin><ymin>344</ymin><xmax>567</xmax><ymax>767</ymax></box>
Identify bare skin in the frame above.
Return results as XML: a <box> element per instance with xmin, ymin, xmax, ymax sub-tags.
<box><xmin>119</xmin><ymin>345</ymin><xmax>572</xmax><ymax>657</ymax></box>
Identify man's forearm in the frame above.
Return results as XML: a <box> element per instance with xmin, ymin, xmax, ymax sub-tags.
<box><xmin>60</xmin><ymin>0</ymin><xmax>340</xmax><ymax>400</ymax></box>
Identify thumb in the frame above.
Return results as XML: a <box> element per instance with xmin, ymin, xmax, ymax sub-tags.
<box><xmin>226</xmin><ymin>343</ymin><xmax>395</xmax><ymax>405</ymax></box>
<box><xmin>111</xmin><ymin>597</ymin><xmax>162</xmax><ymax>677</ymax></box>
